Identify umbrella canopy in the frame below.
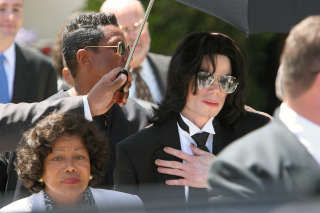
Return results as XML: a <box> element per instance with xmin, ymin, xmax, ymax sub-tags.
<box><xmin>175</xmin><ymin>0</ymin><xmax>320</xmax><ymax>34</ymax></box>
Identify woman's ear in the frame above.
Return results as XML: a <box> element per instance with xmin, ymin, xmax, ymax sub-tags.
<box><xmin>62</xmin><ymin>67</ymin><xmax>75</xmax><ymax>87</ymax></box>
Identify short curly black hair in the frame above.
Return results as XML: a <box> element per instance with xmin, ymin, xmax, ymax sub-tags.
<box><xmin>15</xmin><ymin>113</ymin><xmax>108</xmax><ymax>193</ymax></box>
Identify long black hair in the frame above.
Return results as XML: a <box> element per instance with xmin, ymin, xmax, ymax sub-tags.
<box><xmin>152</xmin><ymin>32</ymin><xmax>247</xmax><ymax>128</ymax></box>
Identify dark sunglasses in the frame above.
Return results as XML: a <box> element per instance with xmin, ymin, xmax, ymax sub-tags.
<box><xmin>197</xmin><ymin>71</ymin><xmax>239</xmax><ymax>94</ymax></box>
<box><xmin>84</xmin><ymin>41</ymin><xmax>130</xmax><ymax>56</ymax></box>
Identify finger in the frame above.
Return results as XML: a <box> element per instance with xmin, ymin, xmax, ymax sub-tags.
<box><xmin>157</xmin><ymin>167</ymin><xmax>185</xmax><ymax>178</ymax></box>
<box><xmin>163</xmin><ymin>147</ymin><xmax>193</xmax><ymax>162</ymax></box>
<box><xmin>127</xmin><ymin>70</ymin><xmax>133</xmax><ymax>83</ymax></box>
<box><xmin>190</xmin><ymin>144</ymin><xmax>214</xmax><ymax>157</ymax></box>
<box><xmin>165</xmin><ymin>179</ymin><xmax>188</xmax><ymax>186</ymax></box>
<box><xmin>106</xmin><ymin>67</ymin><xmax>123</xmax><ymax>81</ymax></box>
<box><xmin>118</xmin><ymin>92</ymin><xmax>128</xmax><ymax>107</ymax></box>
<box><xmin>155</xmin><ymin>159</ymin><xmax>183</xmax><ymax>170</ymax></box>
<box><xmin>123</xmin><ymin>81</ymin><xmax>131</xmax><ymax>93</ymax></box>
<box><xmin>112</xmin><ymin>73</ymin><xmax>127</xmax><ymax>90</ymax></box>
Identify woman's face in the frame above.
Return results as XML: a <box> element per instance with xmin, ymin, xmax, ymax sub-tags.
<box><xmin>182</xmin><ymin>54</ymin><xmax>231</xmax><ymax>128</ymax></box>
<box><xmin>42</xmin><ymin>134</ymin><xmax>91</xmax><ymax>205</ymax></box>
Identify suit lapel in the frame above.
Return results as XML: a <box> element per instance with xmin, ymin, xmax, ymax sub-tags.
<box><xmin>152</xmin><ymin>118</ymin><xmax>185</xmax><ymax>202</ymax></box>
<box><xmin>146</xmin><ymin>55</ymin><xmax>165</xmax><ymax>96</ymax></box>
<box><xmin>11</xmin><ymin>45</ymin><xmax>31</xmax><ymax>103</ymax></box>
<box><xmin>212</xmin><ymin>120</ymin><xmax>235</xmax><ymax>155</ymax></box>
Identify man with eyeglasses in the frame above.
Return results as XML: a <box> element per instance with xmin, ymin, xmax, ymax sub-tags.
<box><xmin>0</xmin><ymin>12</ymin><xmax>151</xmax><ymax>206</ymax></box>
<box><xmin>113</xmin><ymin>32</ymin><xmax>270</xmax><ymax>210</ymax></box>
<box><xmin>100</xmin><ymin>0</ymin><xmax>170</xmax><ymax>104</ymax></box>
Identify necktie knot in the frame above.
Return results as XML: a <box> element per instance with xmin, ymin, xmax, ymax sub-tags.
<box><xmin>191</xmin><ymin>132</ymin><xmax>209</xmax><ymax>151</ymax></box>
<box><xmin>132</xmin><ymin>66</ymin><xmax>142</xmax><ymax>74</ymax></box>
<box><xmin>133</xmin><ymin>66</ymin><xmax>153</xmax><ymax>102</ymax></box>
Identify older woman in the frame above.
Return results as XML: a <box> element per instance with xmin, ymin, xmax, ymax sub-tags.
<box><xmin>0</xmin><ymin>113</ymin><xmax>143</xmax><ymax>212</ymax></box>
<box><xmin>113</xmin><ymin>32</ymin><xmax>271</xmax><ymax>209</ymax></box>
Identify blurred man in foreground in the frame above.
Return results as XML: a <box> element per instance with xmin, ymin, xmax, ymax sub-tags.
<box><xmin>207</xmin><ymin>15</ymin><xmax>320</xmax><ymax>201</ymax></box>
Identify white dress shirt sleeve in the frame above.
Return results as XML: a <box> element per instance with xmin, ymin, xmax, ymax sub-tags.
<box><xmin>82</xmin><ymin>96</ymin><xmax>93</xmax><ymax>121</ymax></box>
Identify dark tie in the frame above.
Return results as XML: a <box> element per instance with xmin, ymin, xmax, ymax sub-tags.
<box><xmin>192</xmin><ymin>133</ymin><xmax>210</xmax><ymax>152</ymax></box>
<box><xmin>0</xmin><ymin>54</ymin><xmax>10</xmax><ymax>103</ymax></box>
<box><xmin>132</xmin><ymin>66</ymin><xmax>153</xmax><ymax>102</ymax></box>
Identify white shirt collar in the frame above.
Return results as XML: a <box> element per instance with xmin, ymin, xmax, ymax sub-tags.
<box><xmin>180</xmin><ymin>113</ymin><xmax>215</xmax><ymax>136</ymax></box>
<box><xmin>279</xmin><ymin>103</ymin><xmax>320</xmax><ymax>163</ymax></box>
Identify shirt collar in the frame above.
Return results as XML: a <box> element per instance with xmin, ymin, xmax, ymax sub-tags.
<box><xmin>180</xmin><ymin>113</ymin><xmax>215</xmax><ymax>136</ymax></box>
<box><xmin>2</xmin><ymin>43</ymin><xmax>15</xmax><ymax>69</ymax></box>
<box><xmin>279</xmin><ymin>103</ymin><xmax>320</xmax><ymax>145</ymax></box>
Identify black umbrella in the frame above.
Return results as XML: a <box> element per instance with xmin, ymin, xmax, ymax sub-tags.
<box><xmin>175</xmin><ymin>0</ymin><xmax>320</xmax><ymax>34</ymax></box>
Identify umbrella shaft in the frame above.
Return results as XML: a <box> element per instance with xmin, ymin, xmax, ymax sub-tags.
<box><xmin>125</xmin><ymin>0</ymin><xmax>156</xmax><ymax>70</ymax></box>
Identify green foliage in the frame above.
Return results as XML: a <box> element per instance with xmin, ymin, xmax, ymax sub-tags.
<box><xmin>85</xmin><ymin>0</ymin><xmax>286</xmax><ymax>114</ymax></box>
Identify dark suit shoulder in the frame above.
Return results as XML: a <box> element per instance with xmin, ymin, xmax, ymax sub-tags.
<box><xmin>117</xmin><ymin>124</ymin><xmax>160</xmax><ymax>149</ymax></box>
<box><xmin>16</xmin><ymin>44</ymin><xmax>53</xmax><ymax>65</ymax></box>
<box><xmin>47</xmin><ymin>90</ymin><xmax>70</xmax><ymax>101</ymax></box>
<box><xmin>148</xmin><ymin>52</ymin><xmax>170</xmax><ymax>62</ymax></box>
<box><xmin>240</xmin><ymin>108</ymin><xmax>271</xmax><ymax>126</ymax></box>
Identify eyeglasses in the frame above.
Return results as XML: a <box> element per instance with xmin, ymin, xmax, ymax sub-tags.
<box><xmin>196</xmin><ymin>71</ymin><xmax>239</xmax><ymax>94</ymax></box>
<box><xmin>84</xmin><ymin>41</ymin><xmax>130</xmax><ymax>57</ymax></box>
<box><xmin>119</xmin><ymin>19</ymin><xmax>145</xmax><ymax>34</ymax></box>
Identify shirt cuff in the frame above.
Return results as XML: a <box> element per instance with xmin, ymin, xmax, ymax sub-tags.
<box><xmin>82</xmin><ymin>96</ymin><xmax>93</xmax><ymax>121</ymax></box>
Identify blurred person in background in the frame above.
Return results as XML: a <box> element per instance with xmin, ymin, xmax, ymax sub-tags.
<box><xmin>0</xmin><ymin>113</ymin><xmax>143</xmax><ymax>212</ymax></box>
<box><xmin>0</xmin><ymin>0</ymin><xmax>57</xmax><ymax>104</ymax></box>
<box><xmin>100</xmin><ymin>0</ymin><xmax>170</xmax><ymax>104</ymax></box>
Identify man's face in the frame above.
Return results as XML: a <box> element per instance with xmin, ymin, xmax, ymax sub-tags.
<box><xmin>182</xmin><ymin>55</ymin><xmax>231</xmax><ymax>126</ymax></box>
<box><xmin>0</xmin><ymin>0</ymin><xmax>23</xmax><ymax>41</ymax></box>
<box><xmin>77</xmin><ymin>25</ymin><xmax>128</xmax><ymax>94</ymax></box>
<box><xmin>116</xmin><ymin>4</ymin><xmax>150</xmax><ymax>68</ymax></box>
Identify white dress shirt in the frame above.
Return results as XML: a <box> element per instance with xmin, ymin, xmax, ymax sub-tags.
<box><xmin>129</xmin><ymin>58</ymin><xmax>162</xmax><ymax>104</ymax></box>
<box><xmin>177</xmin><ymin>113</ymin><xmax>215</xmax><ymax>201</ymax></box>
<box><xmin>2</xmin><ymin>43</ymin><xmax>16</xmax><ymax>100</ymax></box>
<box><xmin>279</xmin><ymin>103</ymin><xmax>320</xmax><ymax>164</ymax></box>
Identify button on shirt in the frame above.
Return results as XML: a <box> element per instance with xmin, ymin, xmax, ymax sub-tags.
<box><xmin>129</xmin><ymin>59</ymin><xmax>162</xmax><ymax>104</ymax></box>
<box><xmin>177</xmin><ymin>113</ymin><xmax>215</xmax><ymax>201</ymax></box>
<box><xmin>279</xmin><ymin>103</ymin><xmax>320</xmax><ymax>164</ymax></box>
<box><xmin>2</xmin><ymin>43</ymin><xmax>16</xmax><ymax>101</ymax></box>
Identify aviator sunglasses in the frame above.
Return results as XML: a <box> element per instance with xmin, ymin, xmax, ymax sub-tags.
<box><xmin>84</xmin><ymin>41</ymin><xmax>130</xmax><ymax>57</ymax></box>
<box><xmin>197</xmin><ymin>71</ymin><xmax>239</xmax><ymax>94</ymax></box>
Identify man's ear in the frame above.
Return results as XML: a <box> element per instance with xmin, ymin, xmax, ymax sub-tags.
<box><xmin>62</xmin><ymin>67</ymin><xmax>75</xmax><ymax>87</ymax></box>
<box><xmin>76</xmin><ymin>49</ymin><xmax>91</xmax><ymax>67</ymax></box>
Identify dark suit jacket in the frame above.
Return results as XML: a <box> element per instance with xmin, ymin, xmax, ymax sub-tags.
<box><xmin>146</xmin><ymin>53</ymin><xmax>170</xmax><ymax>98</ymax></box>
<box><xmin>114</xmin><ymin>109</ymin><xmax>270</xmax><ymax>209</ymax></box>
<box><xmin>0</xmin><ymin>97</ymin><xmax>84</xmax><ymax>151</ymax></box>
<box><xmin>208</xmin><ymin>108</ymin><xmax>320</xmax><ymax>202</ymax></box>
<box><xmin>0</xmin><ymin>91</ymin><xmax>151</xmax><ymax>205</ymax></box>
<box><xmin>11</xmin><ymin>44</ymin><xmax>57</xmax><ymax>103</ymax></box>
